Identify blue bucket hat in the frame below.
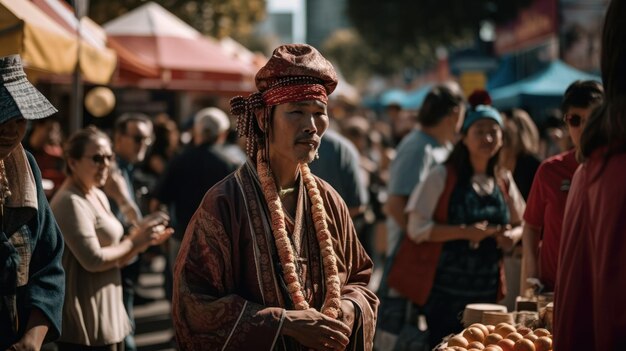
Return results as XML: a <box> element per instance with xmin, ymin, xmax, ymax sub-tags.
<box><xmin>461</xmin><ymin>104</ymin><xmax>503</xmax><ymax>133</ymax></box>
<box><xmin>0</xmin><ymin>54</ymin><xmax>57</xmax><ymax>124</ymax></box>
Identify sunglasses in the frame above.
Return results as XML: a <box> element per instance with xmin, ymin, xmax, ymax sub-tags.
<box><xmin>563</xmin><ymin>113</ymin><xmax>583</xmax><ymax>127</ymax></box>
<box><xmin>125</xmin><ymin>134</ymin><xmax>152</xmax><ymax>145</ymax></box>
<box><xmin>84</xmin><ymin>154</ymin><xmax>114</xmax><ymax>164</ymax></box>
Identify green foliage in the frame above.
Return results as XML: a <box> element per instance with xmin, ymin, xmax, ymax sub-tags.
<box><xmin>322</xmin><ymin>29</ymin><xmax>381</xmax><ymax>85</ymax></box>
<box><xmin>346</xmin><ymin>0</ymin><xmax>532</xmax><ymax>74</ymax></box>
<box><xmin>89</xmin><ymin>0</ymin><xmax>267</xmax><ymax>39</ymax></box>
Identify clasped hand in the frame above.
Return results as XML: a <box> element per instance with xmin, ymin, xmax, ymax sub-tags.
<box><xmin>7</xmin><ymin>340</ymin><xmax>37</xmax><ymax>351</ymax></box>
<box><xmin>468</xmin><ymin>221</ymin><xmax>513</xmax><ymax>248</ymax></box>
<box><xmin>282</xmin><ymin>308</ymin><xmax>352</xmax><ymax>351</ymax></box>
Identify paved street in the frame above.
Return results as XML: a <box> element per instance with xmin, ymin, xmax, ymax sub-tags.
<box><xmin>135</xmin><ymin>257</ymin><xmax>176</xmax><ymax>351</ymax></box>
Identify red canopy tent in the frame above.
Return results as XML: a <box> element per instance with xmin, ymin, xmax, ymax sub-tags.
<box><xmin>103</xmin><ymin>2</ymin><xmax>255</xmax><ymax>95</ymax></box>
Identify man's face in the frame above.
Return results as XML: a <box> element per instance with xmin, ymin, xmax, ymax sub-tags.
<box><xmin>268</xmin><ymin>100</ymin><xmax>329</xmax><ymax>165</ymax></box>
<box><xmin>0</xmin><ymin>117</ymin><xmax>27</xmax><ymax>160</ymax></box>
<box><xmin>115</xmin><ymin>120</ymin><xmax>152</xmax><ymax>164</ymax></box>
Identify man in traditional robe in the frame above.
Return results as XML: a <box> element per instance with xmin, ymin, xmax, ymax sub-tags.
<box><xmin>172</xmin><ymin>44</ymin><xmax>378</xmax><ymax>351</ymax></box>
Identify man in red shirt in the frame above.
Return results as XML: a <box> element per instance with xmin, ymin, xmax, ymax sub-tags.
<box><xmin>521</xmin><ymin>80</ymin><xmax>604</xmax><ymax>293</ymax></box>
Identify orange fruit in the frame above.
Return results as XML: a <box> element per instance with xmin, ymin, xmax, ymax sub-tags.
<box><xmin>516</xmin><ymin>326</ymin><xmax>532</xmax><ymax>336</ymax></box>
<box><xmin>468</xmin><ymin>341</ymin><xmax>485</xmax><ymax>350</ymax></box>
<box><xmin>513</xmin><ymin>338</ymin><xmax>536</xmax><ymax>351</ymax></box>
<box><xmin>523</xmin><ymin>333</ymin><xmax>538</xmax><ymax>342</ymax></box>
<box><xmin>484</xmin><ymin>333</ymin><xmax>504</xmax><ymax>345</ymax></box>
<box><xmin>484</xmin><ymin>346</ymin><xmax>504</xmax><ymax>351</ymax></box>
<box><xmin>533</xmin><ymin>328</ymin><xmax>550</xmax><ymax>337</ymax></box>
<box><xmin>534</xmin><ymin>336</ymin><xmax>552</xmax><ymax>351</ymax></box>
<box><xmin>464</xmin><ymin>327</ymin><xmax>486</xmax><ymax>343</ymax></box>
<box><xmin>506</xmin><ymin>332</ymin><xmax>523</xmax><ymax>342</ymax></box>
<box><xmin>448</xmin><ymin>335</ymin><xmax>470</xmax><ymax>348</ymax></box>
<box><xmin>470</xmin><ymin>323</ymin><xmax>491</xmax><ymax>337</ymax></box>
<box><xmin>486</xmin><ymin>325</ymin><xmax>496</xmax><ymax>334</ymax></box>
<box><xmin>495</xmin><ymin>325</ymin><xmax>516</xmax><ymax>338</ymax></box>
<box><xmin>495</xmin><ymin>322</ymin><xmax>512</xmax><ymax>330</ymax></box>
<box><xmin>497</xmin><ymin>338</ymin><xmax>515</xmax><ymax>351</ymax></box>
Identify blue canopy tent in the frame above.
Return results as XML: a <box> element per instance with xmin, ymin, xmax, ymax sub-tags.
<box><xmin>378</xmin><ymin>85</ymin><xmax>432</xmax><ymax>110</ymax></box>
<box><xmin>487</xmin><ymin>55</ymin><xmax>516</xmax><ymax>90</ymax></box>
<box><xmin>379</xmin><ymin>89</ymin><xmax>408</xmax><ymax>107</ymax></box>
<box><xmin>490</xmin><ymin>60</ymin><xmax>601</xmax><ymax>114</ymax></box>
<box><xmin>402</xmin><ymin>84</ymin><xmax>432</xmax><ymax>110</ymax></box>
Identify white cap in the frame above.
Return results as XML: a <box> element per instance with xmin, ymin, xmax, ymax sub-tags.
<box><xmin>194</xmin><ymin>107</ymin><xmax>230</xmax><ymax>140</ymax></box>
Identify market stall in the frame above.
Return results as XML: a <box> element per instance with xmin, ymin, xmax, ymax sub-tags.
<box><xmin>0</xmin><ymin>0</ymin><xmax>116</xmax><ymax>84</ymax></box>
<box><xmin>435</xmin><ymin>297</ymin><xmax>554</xmax><ymax>351</ymax></box>
<box><xmin>103</xmin><ymin>2</ymin><xmax>255</xmax><ymax>95</ymax></box>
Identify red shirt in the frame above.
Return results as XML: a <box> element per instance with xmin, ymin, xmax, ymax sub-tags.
<box><xmin>523</xmin><ymin>150</ymin><xmax>578</xmax><ymax>291</ymax></box>
<box><xmin>554</xmin><ymin>148</ymin><xmax>626</xmax><ymax>350</ymax></box>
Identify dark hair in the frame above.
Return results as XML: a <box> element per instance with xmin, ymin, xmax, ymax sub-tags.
<box><xmin>64</xmin><ymin>126</ymin><xmax>110</xmax><ymax>175</ymax></box>
<box><xmin>417</xmin><ymin>85</ymin><xmax>465</xmax><ymax>127</ymax></box>
<box><xmin>114</xmin><ymin>112</ymin><xmax>152</xmax><ymax>136</ymax></box>
<box><xmin>446</xmin><ymin>140</ymin><xmax>500</xmax><ymax>182</ymax></box>
<box><xmin>151</xmin><ymin>119</ymin><xmax>178</xmax><ymax>157</ymax></box>
<box><xmin>244</xmin><ymin>106</ymin><xmax>275</xmax><ymax>160</ymax></box>
<box><xmin>580</xmin><ymin>0</ymin><xmax>626</xmax><ymax>159</ymax></box>
<box><xmin>542</xmin><ymin>109</ymin><xmax>565</xmax><ymax>129</ymax></box>
<box><xmin>446</xmin><ymin>88</ymin><xmax>500</xmax><ymax>180</ymax></box>
<box><xmin>561</xmin><ymin>80</ymin><xmax>604</xmax><ymax>112</ymax></box>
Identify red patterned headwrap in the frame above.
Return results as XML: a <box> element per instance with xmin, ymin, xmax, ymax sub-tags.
<box><xmin>230</xmin><ymin>44</ymin><xmax>338</xmax><ymax>158</ymax></box>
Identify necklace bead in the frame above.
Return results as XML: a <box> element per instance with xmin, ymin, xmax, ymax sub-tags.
<box><xmin>257</xmin><ymin>152</ymin><xmax>340</xmax><ymax>317</ymax></box>
<box><xmin>0</xmin><ymin>160</ymin><xmax>12</xmax><ymax>207</ymax></box>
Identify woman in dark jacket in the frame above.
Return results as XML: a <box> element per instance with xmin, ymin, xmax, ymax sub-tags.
<box><xmin>0</xmin><ymin>54</ymin><xmax>65</xmax><ymax>350</ymax></box>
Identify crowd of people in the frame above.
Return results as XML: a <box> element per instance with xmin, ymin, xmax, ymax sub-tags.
<box><xmin>1</xmin><ymin>1</ymin><xmax>625</xmax><ymax>350</ymax></box>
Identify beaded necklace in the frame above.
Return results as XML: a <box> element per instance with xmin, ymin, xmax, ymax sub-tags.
<box><xmin>256</xmin><ymin>152</ymin><xmax>341</xmax><ymax>318</ymax></box>
<box><xmin>0</xmin><ymin>160</ymin><xmax>11</xmax><ymax>231</ymax></box>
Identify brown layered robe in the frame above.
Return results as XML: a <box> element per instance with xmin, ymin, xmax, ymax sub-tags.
<box><xmin>172</xmin><ymin>160</ymin><xmax>378</xmax><ymax>350</ymax></box>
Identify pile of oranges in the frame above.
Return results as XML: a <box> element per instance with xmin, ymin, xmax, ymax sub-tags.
<box><xmin>441</xmin><ymin>322</ymin><xmax>553</xmax><ymax>351</ymax></box>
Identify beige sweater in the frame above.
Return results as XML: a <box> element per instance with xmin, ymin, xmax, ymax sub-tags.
<box><xmin>50</xmin><ymin>182</ymin><xmax>131</xmax><ymax>346</ymax></box>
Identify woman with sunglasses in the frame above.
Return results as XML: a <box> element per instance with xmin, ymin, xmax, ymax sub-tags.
<box><xmin>521</xmin><ymin>80</ymin><xmax>604</xmax><ymax>295</ymax></box>
<box><xmin>50</xmin><ymin>127</ymin><xmax>173</xmax><ymax>350</ymax></box>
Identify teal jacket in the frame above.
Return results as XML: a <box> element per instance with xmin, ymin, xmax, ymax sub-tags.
<box><xmin>0</xmin><ymin>151</ymin><xmax>65</xmax><ymax>349</ymax></box>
